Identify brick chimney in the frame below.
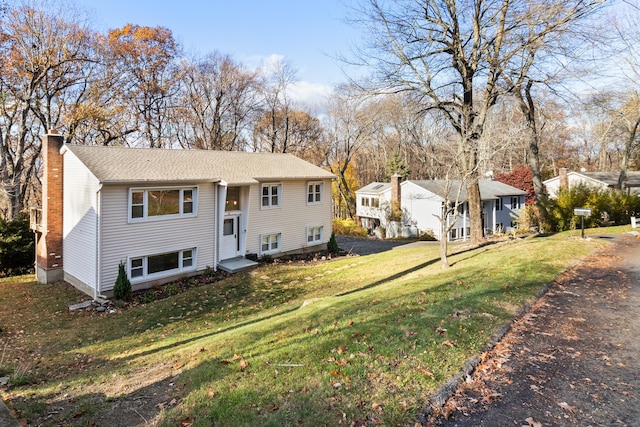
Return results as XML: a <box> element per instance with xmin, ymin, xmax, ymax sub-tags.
<box><xmin>36</xmin><ymin>130</ymin><xmax>64</xmax><ymax>284</ymax></box>
<box><xmin>559</xmin><ymin>168</ymin><xmax>568</xmax><ymax>191</ymax></box>
<box><xmin>390</xmin><ymin>173</ymin><xmax>402</xmax><ymax>218</ymax></box>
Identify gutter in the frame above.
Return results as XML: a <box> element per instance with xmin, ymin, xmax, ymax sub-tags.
<box><xmin>95</xmin><ymin>183</ymin><xmax>103</xmax><ymax>300</ymax></box>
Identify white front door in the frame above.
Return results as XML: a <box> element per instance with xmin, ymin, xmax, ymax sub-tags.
<box><xmin>220</xmin><ymin>215</ymin><xmax>240</xmax><ymax>260</ymax></box>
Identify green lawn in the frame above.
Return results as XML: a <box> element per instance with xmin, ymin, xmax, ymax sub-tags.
<box><xmin>0</xmin><ymin>227</ymin><xmax>627</xmax><ymax>426</ymax></box>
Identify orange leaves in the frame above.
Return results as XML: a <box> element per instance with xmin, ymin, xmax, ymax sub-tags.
<box><xmin>219</xmin><ymin>354</ymin><xmax>249</xmax><ymax>371</ymax></box>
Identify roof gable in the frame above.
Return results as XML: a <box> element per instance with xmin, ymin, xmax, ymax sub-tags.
<box><xmin>356</xmin><ymin>182</ymin><xmax>391</xmax><ymax>194</ymax></box>
<box><xmin>63</xmin><ymin>145</ymin><xmax>334</xmax><ymax>185</ymax></box>
<box><xmin>406</xmin><ymin>179</ymin><xmax>526</xmax><ymax>201</ymax></box>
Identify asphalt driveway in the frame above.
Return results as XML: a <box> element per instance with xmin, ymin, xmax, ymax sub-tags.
<box><xmin>427</xmin><ymin>233</ymin><xmax>640</xmax><ymax>426</ymax></box>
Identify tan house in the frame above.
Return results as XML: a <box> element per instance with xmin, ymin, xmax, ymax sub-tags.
<box><xmin>33</xmin><ymin>132</ymin><xmax>334</xmax><ymax>298</ymax></box>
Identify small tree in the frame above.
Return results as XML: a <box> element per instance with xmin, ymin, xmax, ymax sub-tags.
<box><xmin>113</xmin><ymin>262</ymin><xmax>132</xmax><ymax>301</ymax></box>
<box><xmin>0</xmin><ymin>212</ymin><xmax>34</xmax><ymax>276</ymax></box>
<box><xmin>327</xmin><ymin>231</ymin><xmax>339</xmax><ymax>255</ymax></box>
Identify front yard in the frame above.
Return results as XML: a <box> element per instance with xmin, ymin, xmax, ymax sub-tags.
<box><xmin>0</xmin><ymin>228</ymin><xmax>625</xmax><ymax>426</ymax></box>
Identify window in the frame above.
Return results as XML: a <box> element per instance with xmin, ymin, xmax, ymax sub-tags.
<box><xmin>307</xmin><ymin>182</ymin><xmax>323</xmax><ymax>204</ymax></box>
<box><xmin>496</xmin><ymin>198</ymin><xmax>503</xmax><ymax>211</ymax></box>
<box><xmin>128</xmin><ymin>248</ymin><xmax>196</xmax><ymax>282</ymax></box>
<box><xmin>307</xmin><ymin>226</ymin><xmax>323</xmax><ymax>244</ymax></box>
<box><xmin>261</xmin><ymin>183</ymin><xmax>281</xmax><ymax>208</ymax></box>
<box><xmin>371</xmin><ymin>197</ymin><xmax>379</xmax><ymax>208</ymax></box>
<box><xmin>225</xmin><ymin>187</ymin><xmax>240</xmax><ymax>211</ymax></box>
<box><xmin>511</xmin><ymin>196</ymin><xmax>521</xmax><ymax>210</ymax></box>
<box><xmin>361</xmin><ymin>197</ymin><xmax>370</xmax><ymax>207</ymax></box>
<box><xmin>129</xmin><ymin>187</ymin><xmax>197</xmax><ymax>221</ymax></box>
<box><xmin>261</xmin><ymin>233</ymin><xmax>281</xmax><ymax>254</ymax></box>
<box><xmin>450</xmin><ymin>228</ymin><xmax>458</xmax><ymax>240</ymax></box>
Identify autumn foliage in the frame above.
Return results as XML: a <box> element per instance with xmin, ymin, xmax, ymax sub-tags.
<box><xmin>495</xmin><ymin>166</ymin><xmax>536</xmax><ymax>205</ymax></box>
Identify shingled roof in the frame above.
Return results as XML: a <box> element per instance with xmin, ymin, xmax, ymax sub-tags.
<box><xmin>410</xmin><ymin>179</ymin><xmax>525</xmax><ymax>201</ymax></box>
<box><xmin>63</xmin><ymin>145</ymin><xmax>334</xmax><ymax>185</ymax></box>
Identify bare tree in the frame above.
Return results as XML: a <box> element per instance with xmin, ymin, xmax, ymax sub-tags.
<box><xmin>349</xmin><ymin>0</ymin><xmax>605</xmax><ymax>244</ymax></box>
<box><xmin>323</xmin><ymin>86</ymin><xmax>378</xmax><ymax>219</ymax></box>
<box><xmin>0</xmin><ymin>1</ymin><xmax>95</xmax><ymax>218</ymax></box>
<box><xmin>255</xmin><ymin>58</ymin><xmax>298</xmax><ymax>153</ymax></box>
<box><xmin>175</xmin><ymin>52</ymin><xmax>260</xmax><ymax>151</ymax></box>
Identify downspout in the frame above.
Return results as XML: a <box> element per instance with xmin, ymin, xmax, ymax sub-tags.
<box><xmin>95</xmin><ymin>184</ymin><xmax>103</xmax><ymax>300</ymax></box>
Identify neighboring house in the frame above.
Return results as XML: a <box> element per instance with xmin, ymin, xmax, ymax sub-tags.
<box><xmin>356</xmin><ymin>175</ymin><xmax>526</xmax><ymax>241</ymax></box>
<box><xmin>33</xmin><ymin>132</ymin><xmax>334</xmax><ymax>298</ymax></box>
<box><xmin>544</xmin><ymin>168</ymin><xmax>640</xmax><ymax>198</ymax></box>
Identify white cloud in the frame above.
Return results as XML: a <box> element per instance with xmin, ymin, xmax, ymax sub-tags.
<box><xmin>288</xmin><ymin>81</ymin><xmax>333</xmax><ymax>106</ymax></box>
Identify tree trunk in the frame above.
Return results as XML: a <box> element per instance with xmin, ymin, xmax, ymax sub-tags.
<box><xmin>618</xmin><ymin>117</ymin><xmax>640</xmax><ymax>191</ymax></box>
<box><xmin>466</xmin><ymin>175</ymin><xmax>484</xmax><ymax>245</ymax></box>
<box><xmin>439</xmin><ymin>215</ymin><xmax>450</xmax><ymax>269</ymax></box>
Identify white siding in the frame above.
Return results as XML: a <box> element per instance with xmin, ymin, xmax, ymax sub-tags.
<box><xmin>98</xmin><ymin>182</ymin><xmax>216</xmax><ymax>292</ymax></box>
<box><xmin>400</xmin><ymin>182</ymin><xmax>443</xmax><ymax>238</ymax></box>
<box><xmin>245</xmin><ymin>179</ymin><xmax>333</xmax><ymax>256</ymax></box>
<box><xmin>356</xmin><ymin>189</ymin><xmax>391</xmax><ymax>226</ymax></box>
<box><xmin>63</xmin><ymin>150</ymin><xmax>100</xmax><ymax>292</ymax></box>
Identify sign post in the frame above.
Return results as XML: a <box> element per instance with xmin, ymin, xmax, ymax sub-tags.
<box><xmin>573</xmin><ymin>208</ymin><xmax>592</xmax><ymax>239</ymax></box>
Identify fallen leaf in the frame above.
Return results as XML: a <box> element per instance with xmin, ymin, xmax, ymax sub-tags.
<box><xmin>239</xmin><ymin>358</ymin><xmax>249</xmax><ymax>370</ymax></box>
<box><xmin>179</xmin><ymin>417</ymin><xmax>192</xmax><ymax>427</ymax></box>
<box><xmin>208</xmin><ymin>389</ymin><xmax>216</xmax><ymax>398</ymax></box>
<box><xmin>220</xmin><ymin>360</ymin><xmax>232</xmax><ymax>365</ymax></box>
<box><xmin>558</xmin><ymin>401</ymin><xmax>577</xmax><ymax>413</ymax></box>
<box><xmin>524</xmin><ymin>416</ymin><xmax>542</xmax><ymax>427</ymax></box>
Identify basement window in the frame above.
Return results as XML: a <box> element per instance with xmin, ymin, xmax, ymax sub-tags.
<box><xmin>128</xmin><ymin>248</ymin><xmax>196</xmax><ymax>282</ymax></box>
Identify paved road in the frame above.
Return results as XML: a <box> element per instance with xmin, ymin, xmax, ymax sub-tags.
<box><xmin>429</xmin><ymin>233</ymin><xmax>640</xmax><ymax>426</ymax></box>
<box><xmin>336</xmin><ymin>235</ymin><xmax>432</xmax><ymax>256</ymax></box>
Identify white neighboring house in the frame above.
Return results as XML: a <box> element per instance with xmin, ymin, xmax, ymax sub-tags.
<box><xmin>356</xmin><ymin>176</ymin><xmax>526</xmax><ymax>241</ymax></box>
<box><xmin>33</xmin><ymin>132</ymin><xmax>334</xmax><ymax>298</ymax></box>
<box><xmin>543</xmin><ymin>168</ymin><xmax>640</xmax><ymax>198</ymax></box>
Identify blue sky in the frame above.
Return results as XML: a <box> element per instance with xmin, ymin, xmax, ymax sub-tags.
<box><xmin>76</xmin><ymin>0</ymin><xmax>359</xmax><ymax>104</ymax></box>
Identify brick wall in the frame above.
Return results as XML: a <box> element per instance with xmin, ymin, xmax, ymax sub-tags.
<box><xmin>36</xmin><ymin>132</ymin><xmax>64</xmax><ymax>282</ymax></box>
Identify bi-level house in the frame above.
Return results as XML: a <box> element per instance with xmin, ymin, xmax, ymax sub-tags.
<box><xmin>33</xmin><ymin>132</ymin><xmax>334</xmax><ymax>298</ymax></box>
<box><xmin>356</xmin><ymin>175</ymin><xmax>526</xmax><ymax>241</ymax></box>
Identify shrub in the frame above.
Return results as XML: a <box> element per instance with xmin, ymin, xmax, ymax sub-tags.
<box><xmin>418</xmin><ymin>229</ymin><xmax>437</xmax><ymax>241</ymax></box>
<box><xmin>332</xmin><ymin>218</ymin><xmax>368</xmax><ymax>237</ymax></box>
<box><xmin>327</xmin><ymin>231</ymin><xmax>339</xmax><ymax>254</ymax></box>
<box><xmin>540</xmin><ymin>184</ymin><xmax>640</xmax><ymax>232</ymax></box>
<box><xmin>0</xmin><ymin>212</ymin><xmax>34</xmax><ymax>277</ymax></box>
<box><xmin>113</xmin><ymin>262</ymin><xmax>132</xmax><ymax>301</ymax></box>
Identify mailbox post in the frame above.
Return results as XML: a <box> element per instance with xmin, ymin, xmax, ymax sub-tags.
<box><xmin>573</xmin><ymin>208</ymin><xmax>592</xmax><ymax>239</ymax></box>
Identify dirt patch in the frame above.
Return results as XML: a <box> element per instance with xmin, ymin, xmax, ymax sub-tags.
<box><xmin>427</xmin><ymin>234</ymin><xmax>640</xmax><ymax>426</ymax></box>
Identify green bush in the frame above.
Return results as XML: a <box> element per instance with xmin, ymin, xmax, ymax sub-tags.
<box><xmin>113</xmin><ymin>262</ymin><xmax>132</xmax><ymax>301</ymax></box>
<box><xmin>332</xmin><ymin>218</ymin><xmax>368</xmax><ymax>237</ymax></box>
<box><xmin>540</xmin><ymin>184</ymin><xmax>640</xmax><ymax>232</ymax></box>
<box><xmin>327</xmin><ymin>231</ymin><xmax>339</xmax><ymax>254</ymax></box>
<box><xmin>0</xmin><ymin>212</ymin><xmax>34</xmax><ymax>277</ymax></box>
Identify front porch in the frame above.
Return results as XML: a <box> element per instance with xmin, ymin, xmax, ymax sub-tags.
<box><xmin>217</xmin><ymin>257</ymin><xmax>259</xmax><ymax>273</ymax></box>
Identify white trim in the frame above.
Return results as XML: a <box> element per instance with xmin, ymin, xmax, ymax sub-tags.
<box><xmin>128</xmin><ymin>185</ymin><xmax>199</xmax><ymax>222</ymax></box>
<box><xmin>259</xmin><ymin>232</ymin><xmax>282</xmax><ymax>255</ymax></box>
<box><xmin>127</xmin><ymin>248</ymin><xmax>197</xmax><ymax>283</ymax></box>
<box><xmin>260</xmin><ymin>183</ymin><xmax>282</xmax><ymax>209</ymax></box>
<box><xmin>306</xmin><ymin>225</ymin><xmax>324</xmax><ymax>245</ymax></box>
<box><xmin>306</xmin><ymin>181</ymin><xmax>324</xmax><ymax>205</ymax></box>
